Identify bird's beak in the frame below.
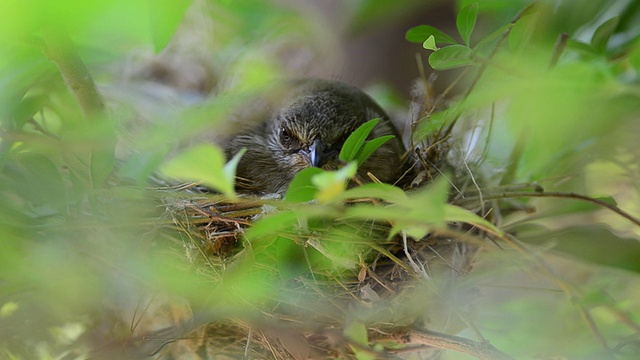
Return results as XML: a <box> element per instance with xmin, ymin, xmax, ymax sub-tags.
<box><xmin>308</xmin><ymin>139</ymin><xmax>324</xmax><ymax>167</ymax></box>
<box><xmin>299</xmin><ymin>139</ymin><xmax>326</xmax><ymax>168</ymax></box>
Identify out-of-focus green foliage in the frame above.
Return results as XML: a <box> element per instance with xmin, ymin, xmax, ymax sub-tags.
<box><xmin>1</xmin><ymin>0</ymin><xmax>640</xmax><ymax>359</ymax></box>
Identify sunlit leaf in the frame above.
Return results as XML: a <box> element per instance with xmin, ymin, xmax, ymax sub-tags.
<box><xmin>312</xmin><ymin>162</ymin><xmax>357</xmax><ymax>204</ymax></box>
<box><xmin>0</xmin><ymin>302</ymin><xmax>19</xmax><ymax>318</ymax></box>
<box><xmin>160</xmin><ymin>144</ymin><xmax>238</xmax><ymax>198</ymax></box>
<box><xmin>149</xmin><ymin>0</ymin><xmax>192</xmax><ymax>53</ymax></box>
<box><xmin>406</xmin><ymin>25</ymin><xmax>457</xmax><ymax>45</ymax></box>
<box><xmin>428</xmin><ymin>45</ymin><xmax>474</xmax><ymax>70</ymax></box>
<box><xmin>457</xmin><ymin>2</ymin><xmax>478</xmax><ymax>46</ymax></box>
<box><xmin>285</xmin><ymin>167</ymin><xmax>323</xmax><ymax>203</ymax></box>
<box><xmin>423</xmin><ymin>35</ymin><xmax>438</xmax><ymax>51</ymax></box>
<box><xmin>591</xmin><ymin>16</ymin><xmax>619</xmax><ymax>53</ymax></box>
<box><xmin>340</xmin><ymin>118</ymin><xmax>380</xmax><ymax>162</ymax></box>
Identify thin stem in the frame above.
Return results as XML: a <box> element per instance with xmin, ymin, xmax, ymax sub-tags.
<box><xmin>385</xmin><ymin>328</ymin><xmax>514</xmax><ymax>360</ymax></box>
<box><xmin>464</xmin><ymin>191</ymin><xmax>640</xmax><ymax>228</ymax></box>
<box><xmin>42</xmin><ymin>24</ymin><xmax>105</xmax><ymax>119</ymax></box>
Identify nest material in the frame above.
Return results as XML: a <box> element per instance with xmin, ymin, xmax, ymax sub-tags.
<box><xmin>134</xmin><ymin>78</ymin><xmax>507</xmax><ymax>360</ymax></box>
<box><xmin>147</xmin><ymin>145</ymin><xmax>497</xmax><ymax>360</ymax></box>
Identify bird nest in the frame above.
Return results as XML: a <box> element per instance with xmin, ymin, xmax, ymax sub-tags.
<box><xmin>141</xmin><ymin>125</ymin><xmax>511</xmax><ymax>360</ymax></box>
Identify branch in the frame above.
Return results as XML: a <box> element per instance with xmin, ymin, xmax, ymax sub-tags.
<box><xmin>385</xmin><ymin>328</ymin><xmax>514</xmax><ymax>360</ymax></box>
<box><xmin>465</xmin><ymin>190</ymin><xmax>640</xmax><ymax>228</ymax></box>
<box><xmin>42</xmin><ymin>25</ymin><xmax>105</xmax><ymax>119</ymax></box>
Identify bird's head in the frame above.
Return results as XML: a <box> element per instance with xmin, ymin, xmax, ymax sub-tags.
<box><xmin>267</xmin><ymin>91</ymin><xmax>368</xmax><ymax>172</ymax></box>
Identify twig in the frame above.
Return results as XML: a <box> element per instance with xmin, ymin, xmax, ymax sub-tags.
<box><xmin>42</xmin><ymin>24</ymin><xmax>105</xmax><ymax>118</ymax></box>
<box><xmin>465</xmin><ymin>190</ymin><xmax>640</xmax><ymax>228</ymax></box>
<box><xmin>385</xmin><ymin>328</ymin><xmax>514</xmax><ymax>360</ymax></box>
<box><xmin>549</xmin><ymin>33</ymin><xmax>570</xmax><ymax>69</ymax></box>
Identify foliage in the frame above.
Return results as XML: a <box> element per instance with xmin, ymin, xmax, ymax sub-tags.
<box><xmin>1</xmin><ymin>0</ymin><xmax>640</xmax><ymax>359</ymax></box>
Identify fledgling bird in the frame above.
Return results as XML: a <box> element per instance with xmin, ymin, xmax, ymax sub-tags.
<box><xmin>221</xmin><ymin>79</ymin><xmax>406</xmax><ymax>194</ymax></box>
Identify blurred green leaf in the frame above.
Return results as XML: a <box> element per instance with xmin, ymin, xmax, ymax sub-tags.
<box><xmin>160</xmin><ymin>144</ymin><xmax>238</xmax><ymax>198</ymax></box>
<box><xmin>60</xmin><ymin>122</ymin><xmax>116</xmax><ymax>189</ymax></box>
<box><xmin>339</xmin><ymin>182</ymin><xmax>408</xmax><ymax>203</ymax></box>
<box><xmin>518</xmin><ymin>224</ymin><xmax>640</xmax><ymax>274</ymax></box>
<box><xmin>423</xmin><ymin>35</ymin><xmax>438</xmax><ymax>51</ymax></box>
<box><xmin>13</xmin><ymin>95</ymin><xmax>47</xmax><ymax>129</ymax></box>
<box><xmin>344</xmin><ymin>321</ymin><xmax>374</xmax><ymax>360</ymax></box>
<box><xmin>474</xmin><ymin>23</ymin><xmax>512</xmax><ymax>52</ymax></box>
<box><xmin>246</xmin><ymin>211</ymin><xmax>300</xmax><ymax>240</ymax></box>
<box><xmin>406</xmin><ymin>25</ymin><xmax>457</xmax><ymax>45</ymax></box>
<box><xmin>312</xmin><ymin>162</ymin><xmax>357</xmax><ymax>204</ymax></box>
<box><xmin>566</xmin><ymin>39</ymin><xmax>599</xmax><ymax>57</ymax></box>
<box><xmin>443</xmin><ymin>204</ymin><xmax>503</xmax><ymax>235</ymax></box>
<box><xmin>591</xmin><ymin>16</ymin><xmax>619</xmax><ymax>53</ymax></box>
<box><xmin>508</xmin><ymin>13</ymin><xmax>538</xmax><ymax>52</ymax></box>
<box><xmin>285</xmin><ymin>167</ymin><xmax>323</xmax><ymax>203</ymax></box>
<box><xmin>149</xmin><ymin>0</ymin><xmax>192</xmax><ymax>53</ymax></box>
<box><xmin>119</xmin><ymin>150</ymin><xmax>168</xmax><ymax>185</ymax></box>
<box><xmin>276</xmin><ymin>237</ymin><xmax>307</xmax><ymax>280</ymax></box>
<box><xmin>428</xmin><ymin>44</ymin><xmax>474</xmax><ymax>70</ymax></box>
<box><xmin>457</xmin><ymin>2</ymin><xmax>479</xmax><ymax>46</ymax></box>
<box><xmin>10</xmin><ymin>153</ymin><xmax>67</xmax><ymax>212</ymax></box>
<box><xmin>340</xmin><ymin>118</ymin><xmax>380</xmax><ymax>162</ymax></box>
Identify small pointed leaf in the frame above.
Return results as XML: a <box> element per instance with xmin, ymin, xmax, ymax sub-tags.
<box><xmin>457</xmin><ymin>2</ymin><xmax>479</xmax><ymax>46</ymax></box>
<box><xmin>423</xmin><ymin>35</ymin><xmax>438</xmax><ymax>51</ymax></box>
<box><xmin>356</xmin><ymin>135</ymin><xmax>395</xmax><ymax>166</ymax></box>
<box><xmin>339</xmin><ymin>118</ymin><xmax>379</xmax><ymax>162</ymax></box>
<box><xmin>591</xmin><ymin>16</ymin><xmax>619</xmax><ymax>53</ymax></box>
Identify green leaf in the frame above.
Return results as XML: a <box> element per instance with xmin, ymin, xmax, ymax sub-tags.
<box><xmin>405</xmin><ymin>25</ymin><xmax>457</xmax><ymax>45</ymax></box>
<box><xmin>474</xmin><ymin>23</ymin><xmax>512</xmax><ymax>52</ymax></box>
<box><xmin>149</xmin><ymin>0</ymin><xmax>192</xmax><ymax>53</ymax></box>
<box><xmin>60</xmin><ymin>122</ymin><xmax>116</xmax><ymax>189</ymax></box>
<box><xmin>160</xmin><ymin>144</ymin><xmax>238</xmax><ymax>198</ymax></box>
<box><xmin>456</xmin><ymin>2</ymin><xmax>478</xmax><ymax>46</ymax></box>
<box><xmin>338</xmin><ymin>183</ymin><xmax>408</xmax><ymax>203</ymax></box>
<box><xmin>13</xmin><ymin>153</ymin><xmax>67</xmax><ymax>212</ymax></box>
<box><xmin>443</xmin><ymin>205</ymin><xmax>503</xmax><ymax>235</ymax></box>
<box><xmin>591</xmin><ymin>16</ymin><xmax>619</xmax><ymax>53</ymax></box>
<box><xmin>119</xmin><ymin>150</ymin><xmax>168</xmax><ymax>185</ymax></box>
<box><xmin>312</xmin><ymin>162</ymin><xmax>357</xmax><ymax>204</ymax></box>
<box><xmin>284</xmin><ymin>167</ymin><xmax>323</xmax><ymax>203</ymax></box>
<box><xmin>356</xmin><ymin>135</ymin><xmax>395</xmax><ymax>166</ymax></box>
<box><xmin>339</xmin><ymin>118</ymin><xmax>380</xmax><ymax>162</ymax></box>
<box><xmin>422</xmin><ymin>35</ymin><xmax>438</xmax><ymax>51</ymax></box>
<box><xmin>344</xmin><ymin>321</ymin><xmax>374</xmax><ymax>360</ymax></box>
<box><xmin>224</xmin><ymin>148</ymin><xmax>247</xmax><ymax>187</ymax></box>
<box><xmin>566</xmin><ymin>39</ymin><xmax>599</xmax><ymax>57</ymax></box>
<box><xmin>428</xmin><ymin>45</ymin><xmax>474</xmax><ymax>70</ymax></box>
<box><xmin>276</xmin><ymin>237</ymin><xmax>307</xmax><ymax>280</ymax></box>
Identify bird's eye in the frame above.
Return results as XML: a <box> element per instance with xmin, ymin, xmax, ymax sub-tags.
<box><xmin>279</xmin><ymin>127</ymin><xmax>293</xmax><ymax>146</ymax></box>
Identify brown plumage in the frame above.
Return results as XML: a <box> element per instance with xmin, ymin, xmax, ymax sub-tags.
<box><xmin>221</xmin><ymin>79</ymin><xmax>406</xmax><ymax>194</ymax></box>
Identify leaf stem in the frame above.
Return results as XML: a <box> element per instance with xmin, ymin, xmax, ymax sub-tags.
<box><xmin>42</xmin><ymin>25</ymin><xmax>105</xmax><ymax>119</ymax></box>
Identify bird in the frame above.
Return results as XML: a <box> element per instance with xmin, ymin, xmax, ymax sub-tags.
<box><xmin>220</xmin><ymin>79</ymin><xmax>406</xmax><ymax>195</ymax></box>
